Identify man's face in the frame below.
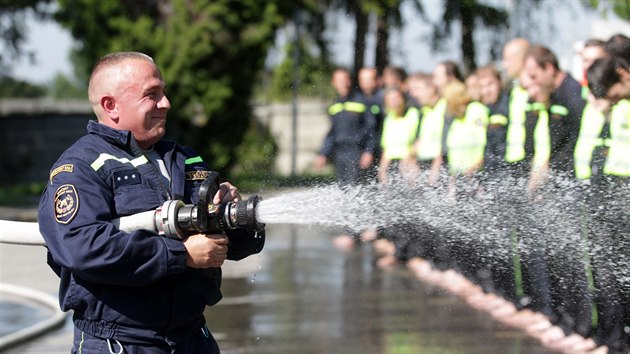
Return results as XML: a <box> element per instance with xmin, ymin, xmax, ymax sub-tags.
<box><xmin>408</xmin><ymin>79</ymin><xmax>436</xmax><ymax>106</ymax></box>
<box><xmin>581</xmin><ymin>46</ymin><xmax>607</xmax><ymax>73</ymax></box>
<box><xmin>523</xmin><ymin>56</ymin><xmax>555</xmax><ymax>100</ymax></box>
<box><xmin>502</xmin><ymin>45</ymin><xmax>522</xmax><ymax>79</ymax></box>
<box><xmin>432</xmin><ymin>64</ymin><xmax>449</xmax><ymax>92</ymax></box>
<box><xmin>358</xmin><ymin>68</ymin><xmax>378</xmax><ymax>95</ymax></box>
<box><xmin>332</xmin><ymin>70</ymin><xmax>351</xmax><ymax>97</ymax></box>
<box><xmin>115</xmin><ymin>59</ymin><xmax>170</xmax><ymax>149</ymax></box>
<box><xmin>479</xmin><ymin>75</ymin><xmax>501</xmax><ymax>106</ymax></box>
<box><xmin>384</xmin><ymin>89</ymin><xmax>404</xmax><ymax>113</ymax></box>
<box><xmin>605</xmin><ymin>68</ymin><xmax>630</xmax><ymax>104</ymax></box>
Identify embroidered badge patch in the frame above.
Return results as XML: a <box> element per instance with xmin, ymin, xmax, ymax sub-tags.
<box><xmin>54</xmin><ymin>184</ymin><xmax>79</xmax><ymax>224</ymax></box>
<box><xmin>186</xmin><ymin>170</ymin><xmax>210</xmax><ymax>181</ymax></box>
<box><xmin>49</xmin><ymin>164</ymin><xmax>74</xmax><ymax>184</ymax></box>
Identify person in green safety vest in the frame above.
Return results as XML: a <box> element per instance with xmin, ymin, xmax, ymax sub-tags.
<box><xmin>521</xmin><ymin>45</ymin><xmax>594</xmax><ymax>353</ymax></box>
<box><xmin>377</xmin><ymin>87</ymin><xmax>420</xmax><ymax>185</ymax></box>
<box><xmin>502</xmin><ymin>38</ymin><xmax>532</xmax><ymax>175</ymax></box>
<box><xmin>407</xmin><ymin>72</ymin><xmax>447</xmax><ymax>186</ymax></box>
<box><xmin>581</xmin><ymin>55</ymin><xmax>630</xmax><ymax>354</ymax></box>
<box><xmin>522</xmin><ymin>45</ymin><xmax>586</xmax><ymax>193</ymax></box>
<box><xmin>439</xmin><ymin>80</ymin><xmax>488</xmax><ymax>197</ymax></box>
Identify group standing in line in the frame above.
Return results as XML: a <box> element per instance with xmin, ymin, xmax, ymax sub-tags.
<box><xmin>315</xmin><ymin>34</ymin><xmax>630</xmax><ymax>354</ymax></box>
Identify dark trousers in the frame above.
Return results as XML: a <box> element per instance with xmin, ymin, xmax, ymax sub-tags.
<box><xmin>332</xmin><ymin>146</ymin><xmax>364</xmax><ymax>186</ymax></box>
<box><xmin>587</xmin><ymin>177</ymin><xmax>630</xmax><ymax>353</ymax></box>
<box><xmin>72</xmin><ymin>326</ymin><xmax>220</xmax><ymax>354</ymax></box>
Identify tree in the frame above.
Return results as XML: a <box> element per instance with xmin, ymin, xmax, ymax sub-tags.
<box><xmin>584</xmin><ymin>0</ymin><xmax>630</xmax><ymax>20</ymax></box>
<box><xmin>0</xmin><ymin>76</ymin><xmax>46</xmax><ymax>98</ymax></box>
<box><xmin>55</xmin><ymin>0</ymin><xmax>295</xmax><ymax>173</ymax></box>
<box><xmin>430</xmin><ymin>0</ymin><xmax>508</xmax><ymax>75</ymax></box>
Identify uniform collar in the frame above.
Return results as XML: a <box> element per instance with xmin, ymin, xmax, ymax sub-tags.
<box><xmin>86</xmin><ymin>120</ymin><xmax>145</xmax><ymax>157</ymax></box>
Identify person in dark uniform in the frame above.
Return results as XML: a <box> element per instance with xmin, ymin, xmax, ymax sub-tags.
<box><xmin>38</xmin><ymin>52</ymin><xmax>265</xmax><ymax>354</ymax></box>
<box><xmin>520</xmin><ymin>45</ymin><xmax>592</xmax><ymax>351</ymax></box>
<box><xmin>314</xmin><ymin>68</ymin><xmax>377</xmax><ymax>185</ymax></box>
<box><xmin>581</xmin><ymin>55</ymin><xmax>630</xmax><ymax>354</ymax></box>
<box><xmin>315</xmin><ymin>68</ymin><xmax>377</xmax><ymax>250</ymax></box>
<box><xmin>357</xmin><ymin>66</ymin><xmax>385</xmax><ymax>181</ymax></box>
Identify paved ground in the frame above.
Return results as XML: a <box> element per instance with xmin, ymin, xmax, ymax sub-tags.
<box><xmin>0</xmin><ymin>219</ymin><xmax>557</xmax><ymax>354</ymax></box>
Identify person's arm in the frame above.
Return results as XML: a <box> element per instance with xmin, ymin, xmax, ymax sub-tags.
<box><xmin>361</xmin><ymin>102</ymin><xmax>378</xmax><ymax>155</ymax></box>
<box><xmin>39</xmin><ymin>158</ymin><xmax>188</xmax><ymax>287</ymax></box>
<box><xmin>378</xmin><ymin>154</ymin><xmax>390</xmax><ymax>185</ymax></box>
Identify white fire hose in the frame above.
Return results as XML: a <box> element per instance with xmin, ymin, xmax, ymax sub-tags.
<box><xmin>0</xmin><ymin>201</ymin><xmax>181</xmax><ymax>246</ymax></box>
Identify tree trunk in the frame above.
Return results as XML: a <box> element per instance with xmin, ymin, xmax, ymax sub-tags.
<box><xmin>460</xmin><ymin>3</ymin><xmax>476</xmax><ymax>76</ymax></box>
<box><xmin>375</xmin><ymin>13</ymin><xmax>389</xmax><ymax>74</ymax></box>
<box><xmin>353</xmin><ymin>8</ymin><xmax>368</xmax><ymax>78</ymax></box>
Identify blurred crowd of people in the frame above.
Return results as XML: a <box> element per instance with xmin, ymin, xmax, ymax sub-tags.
<box><xmin>314</xmin><ymin>34</ymin><xmax>630</xmax><ymax>354</ymax></box>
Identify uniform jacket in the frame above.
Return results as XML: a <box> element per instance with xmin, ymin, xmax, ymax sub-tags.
<box><xmin>319</xmin><ymin>91</ymin><xmax>377</xmax><ymax>157</ymax></box>
<box><xmin>38</xmin><ymin>120</ymin><xmax>265</xmax><ymax>345</ymax></box>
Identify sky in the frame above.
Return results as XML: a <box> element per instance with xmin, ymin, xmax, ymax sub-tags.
<box><xmin>9</xmin><ymin>11</ymin><xmax>74</xmax><ymax>84</ymax></box>
<box><xmin>6</xmin><ymin>0</ymin><xmax>630</xmax><ymax>85</ymax></box>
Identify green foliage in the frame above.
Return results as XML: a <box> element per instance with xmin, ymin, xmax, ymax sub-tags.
<box><xmin>55</xmin><ymin>0</ymin><xmax>295</xmax><ymax>174</ymax></box>
<box><xmin>585</xmin><ymin>0</ymin><xmax>630</xmax><ymax>20</ymax></box>
<box><xmin>0</xmin><ymin>181</ymin><xmax>45</xmax><ymax>206</ymax></box>
<box><xmin>269</xmin><ymin>41</ymin><xmax>333</xmax><ymax>101</ymax></box>
<box><xmin>48</xmin><ymin>73</ymin><xmax>86</xmax><ymax>99</ymax></box>
<box><xmin>231</xmin><ymin>119</ymin><xmax>278</xmax><ymax>176</ymax></box>
<box><xmin>0</xmin><ymin>75</ymin><xmax>46</xmax><ymax>97</ymax></box>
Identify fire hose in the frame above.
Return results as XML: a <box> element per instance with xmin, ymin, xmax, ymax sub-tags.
<box><xmin>0</xmin><ymin>172</ymin><xmax>265</xmax><ymax>246</ymax></box>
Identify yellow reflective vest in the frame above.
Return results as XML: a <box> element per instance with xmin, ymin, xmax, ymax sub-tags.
<box><xmin>505</xmin><ymin>85</ymin><xmax>529</xmax><ymax>163</ymax></box>
<box><xmin>574</xmin><ymin>99</ymin><xmax>630</xmax><ymax>178</ymax></box>
<box><xmin>416</xmin><ymin>98</ymin><xmax>447</xmax><ymax>161</ymax></box>
<box><xmin>446</xmin><ymin>101</ymin><xmax>489</xmax><ymax>174</ymax></box>
<box><xmin>381</xmin><ymin>107</ymin><xmax>420</xmax><ymax>160</ymax></box>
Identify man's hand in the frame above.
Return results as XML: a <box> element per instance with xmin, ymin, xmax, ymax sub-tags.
<box><xmin>313</xmin><ymin>155</ymin><xmax>327</xmax><ymax>171</ymax></box>
<box><xmin>214</xmin><ymin>182</ymin><xmax>240</xmax><ymax>204</ymax></box>
<box><xmin>359</xmin><ymin>152</ymin><xmax>374</xmax><ymax>169</ymax></box>
<box><xmin>184</xmin><ymin>234</ymin><xmax>229</xmax><ymax>268</ymax></box>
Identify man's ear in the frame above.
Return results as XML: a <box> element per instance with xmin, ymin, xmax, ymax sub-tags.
<box><xmin>101</xmin><ymin>96</ymin><xmax>119</xmax><ymax>123</ymax></box>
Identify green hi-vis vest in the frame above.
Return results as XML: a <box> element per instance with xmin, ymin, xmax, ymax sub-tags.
<box><xmin>417</xmin><ymin>98</ymin><xmax>447</xmax><ymax>161</ymax></box>
<box><xmin>446</xmin><ymin>101</ymin><xmax>489</xmax><ymax>174</ymax></box>
<box><xmin>328</xmin><ymin>101</ymin><xmax>366</xmax><ymax>115</ymax></box>
<box><xmin>574</xmin><ymin>99</ymin><xmax>630</xmax><ymax>179</ymax></box>
<box><xmin>381</xmin><ymin>107</ymin><xmax>420</xmax><ymax>160</ymax></box>
<box><xmin>529</xmin><ymin>102</ymin><xmax>551</xmax><ymax>171</ymax></box>
<box><xmin>505</xmin><ymin>85</ymin><xmax>529</xmax><ymax>163</ymax></box>
<box><xmin>574</xmin><ymin>103</ymin><xmax>606</xmax><ymax>179</ymax></box>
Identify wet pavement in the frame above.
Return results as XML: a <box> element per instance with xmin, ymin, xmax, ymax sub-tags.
<box><xmin>0</xmin><ymin>223</ymin><xmax>557</xmax><ymax>354</ymax></box>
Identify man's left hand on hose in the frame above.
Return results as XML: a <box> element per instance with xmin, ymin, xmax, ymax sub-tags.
<box><xmin>184</xmin><ymin>181</ymin><xmax>241</xmax><ymax>268</ymax></box>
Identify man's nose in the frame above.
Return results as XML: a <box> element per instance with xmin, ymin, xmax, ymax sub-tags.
<box><xmin>158</xmin><ymin>94</ymin><xmax>171</xmax><ymax>110</ymax></box>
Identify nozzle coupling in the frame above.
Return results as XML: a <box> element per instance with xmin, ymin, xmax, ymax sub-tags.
<box><xmin>220</xmin><ymin>195</ymin><xmax>265</xmax><ymax>232</ymax></box>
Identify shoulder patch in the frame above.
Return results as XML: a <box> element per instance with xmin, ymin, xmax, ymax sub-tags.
<box><xmin>50</xmin><ymin>164</ymin><xmax>74</xmax><ymax>184</ymax></box>
<box><xmin>186</xmin><ymin>170</ymin><xmax>210</xmax><ymax>181</ymax></box>
<box><xmin>54</xmin><ymin>184</ymin><xmax>79</xmax><ymax>224</ymax></box>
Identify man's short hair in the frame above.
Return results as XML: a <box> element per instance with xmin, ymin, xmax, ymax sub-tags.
<box><xmin>605</xmin><ymin>33</ymin><xmax>630</xmax><ymax>63</ymax></box>
<box><xmin>439</xmin><ymin>60</ymin><xmax>464</xmax><ymax>82</ymax></box>
<box><xmin>526</xmin><ymin>45</ymin><xmax>560</xmax><ymax>72</ymax></box>
<box><xmin>587</xmin><ymin>56</ymin><xmax>629</xmax><ymax>99</ymax></box>
<box><xmin>88</xmin><ymin>52</ymin><xmax>154</xmax><ymax>104</ymax></box>
<box><xmin>474</xmin><ymin>64</ymin><xmax>501</xmax><ymax>81</ymax></box>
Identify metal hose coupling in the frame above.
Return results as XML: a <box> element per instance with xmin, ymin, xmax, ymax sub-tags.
<box><xmin>218</xmin><ymin>195</ymin><xmax>265</xmax><ymax>232</ymax></box>
<box><xmin>154</xmin><ymin>172</ymin><xmax>265</xmax><ymax>239</ymax></box>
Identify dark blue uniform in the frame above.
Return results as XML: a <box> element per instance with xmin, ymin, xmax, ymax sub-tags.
<box><xmin>320</xmin><ymin>91</ymin><xmax>377</xmax><ymax>185</ymax></box>
<box><xmin>39</xmin><ymin>121</ymin><xmax>264</xmax><ymax>353</ymax></box>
